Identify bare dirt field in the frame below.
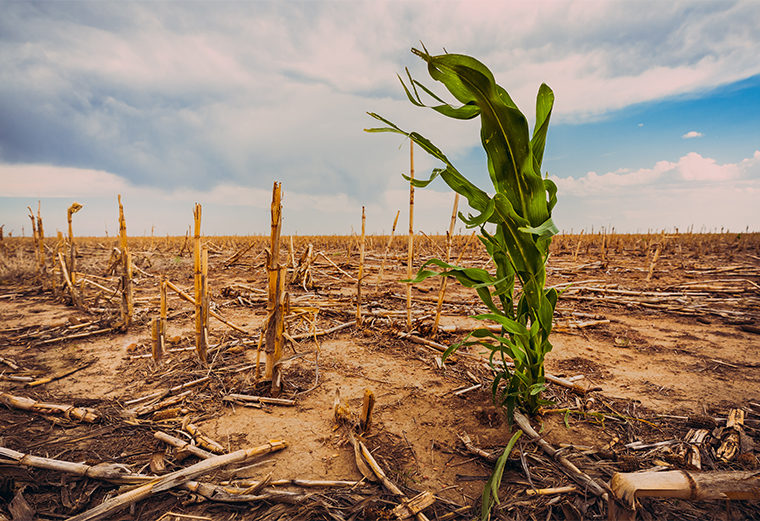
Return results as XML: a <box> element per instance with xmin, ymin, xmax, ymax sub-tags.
<box><xmin>1</xmin><ymin>231</ymin><xmax>759</xmax><ymax>520</ymax></box>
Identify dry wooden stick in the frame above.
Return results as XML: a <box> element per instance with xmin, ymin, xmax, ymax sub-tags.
<box><xmin>291</xmin><ymin>243</ymin><xmax>314</xmax><ymax>290</ymax></box>
<box><xmin>513</xmin><ymin>410</ymin><xmax>608</xmax><ymax>498</ymax></box>
<box><xmin>525</xmin><ymin>486</ymin><xmax>577</xmax><ymax>496</ymax></box>
<box><xmin>610</xmin><ymin>470</ymin><xmax>760</xmax><ymax>521</ymax></box>
<box><xmin>154</xmin><ymin>431</ymin><xmax>214</xmax><ymax>459</ymax></box>
<box><xmin>117</xmin><ymin>195</ymin><xmax>133</xmax><ymax>329</ymax></box>
<box><xmin>66</xmin><ymin>440</ymin><xmax>287</xmax><ymax>521</ymax></box>
<box><xmin>58</xmin><ymin>252</ymin><xmax>83</xmax><ymax>309</ymax></box>
<box><xmin>396</xmin><ymin>331</ymin><xmax>478</xmax><ymax>361</ymax></box>
<box><xmin>151</xmin><ymin>318</ymin><xmax>161</xmax><ymax>362</ymax></box>
<box><xmin>288</xmin><ymin>235</ymin><xmax>296</xmax><ymax>271</ymax></box>
<box><xmin>378</xmin><ymin>209</ymin><xmax>400</xmax><ymax>284</ymax></box>
<box><xmin>36</xmin><ymin>202</ymin><xmax>47</xmax><ymax>287</ymax></box>
<box><xmin>433</xmin><ymin>193</ymin><xmax>459</xmax><ymax>338</ymax></box>
<box><xmin>716</xmin><ymin>408</ymin><xmax>744</xmax><ymax>462</ymax></box>
<box><xmin>0</xmin><ymin>356</ymin><xmax>20</xmax><ymax>371</ymax></box>
<box><xmin>572</xmin><ymin>229</ymin><xmax>584</xmax><ymax>263</ymax></box>
<box><xmin>33</xmin><ymin>327</ymin><xmax>114</xmax><ymax>347</ymax></box>
<box><xmin>181</xmin><ymin>483</ymin><xmax>306</xmax><ymax>504</ymax></box>
<box><xmin>406</xmin><ymin>141</ymin><xmax>415</xmax><ymax>332</ymax></box>
<box><xmin>356</xmin><ymin>206</ymin><xmax>366</xmax><ymax>326</ymax></box>
<box><xmin>201</xmin><ymin>248</ymin><xmax>210</xmax><ymax>355</ymax></box>
<box><xmin>457</xmin><ymin>432</ymin><xmax>497</xmax><ymax>462</ymax></box>
<box><xmin>157</xmin><ymin>277</ymin><xmax>167</xmax><ymax>361</ymax></box>
<box><xmin>288</xmin><ymin>320</ymin><xmax>355</xmax><ymax>341</ymax></box>
<box><xmin>164</xmin><ymin>280</ymin><xmax>249</xmax><ymax>334</ymax></box>
<box><xmin>182</xmin><ymin>417</ymin><xmax>225</xmax><ymax>454</ymax></box>
<box><xmin>225</xmin><ymin>478</ymin><xmax>363</xmax><ymax>488</ymax></box>
<box><xmin>0</xmin><ymin>445</ymin><xmax>300</xmax><ymax>505</ymax></box>
<box><xmin>315</xmin><ymin>251</ymin><xmax>356</xmax><ymax>280</ymax></box>
<box><xmin>645</xmin><ymin>231</ymin><xmax>665</xmax><ymax>282</ymax></box>
<box><xmin>223</xmin><ymin>393</ymin><xmax>296</xmax><ymax>406</ymax></box>
<box><xmin>129</xmin><ymin>390</ymin><xmax>192</xmax><ymax>417</ymax></box>
<box><xmin>193</xmin><ymin>203</ymin><xmax>206</xmax><ymax>363</ymax></box>
<box><xmin>391</xmin><ymin>491</ymin><xmax>436</xmax><ymax>520</ymax></box>
<box><xmin>254</xmin><ymin>328</ymin><xmax>264</xmax><ymax>380</ymax></box>
<box><xmin>417</xmin><ymin>230</ymin><xmax>446</xmax><ymax>259</ymax></box>
<box><xmin>0</xmin><ymin>392</ymin><xmax>99</xmax><ymax>422</ymax></box>
<box><xmin>265</xmin><ymin>182</ymin><xmax>286</xmax><ymax>395</ymax></box>
<box><xmin>359</xmin><ymin>388</ymin><xmax>375</xmax><ymax>433</ymax></box>
<box><xmin>358</xmin><ymin>439</ymin><xmax>432</xmax><ymax>521</ymax></box>
<box><xmin>67</xmin><ymin>202</ymin><xmax>83</xmax><ymax>282</ymax></box>
<box><xmin>25</xmin><ymin>359</ymin><xmax>93</xmax><ymax>388</ymax></box>
<box><xmin>224</xmin><ymin>241</ymin><xmax>256</xmax><ymax>266</ymax></box>
<box><xmin>0</xmin><ymin>446</ymin><xmax>132</xmax><ymax>480</ymax></box>
<box><xmin>27</xmin><ymin>206</ymin><xmax>41</xmax><ymax>282</ymax></box>
<box><xmin>80</xmin><ymin>277</ymin><xmax>119</xmax><ymax>297</ymax></box>
<box><xmin>264</xmin><ymin>265</ymin><xmax>285</xmax><ymax>392</ymax></box>
<box><xmin>123</xmin><ymin>376</ymin><xmax>210</xmax><ymax>406</ymax></box>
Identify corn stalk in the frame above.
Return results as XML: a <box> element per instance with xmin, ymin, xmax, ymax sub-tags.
<box><xmin>367</xmin><ymin>47</ymin><xmax>559</xmax><ymax>417</ymax></box>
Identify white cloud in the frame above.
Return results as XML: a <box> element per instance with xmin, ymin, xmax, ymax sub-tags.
<box><xmin>550</xmin><ymin>150</ymin><xmax>760</xmax><ymax>232</ymax></box>
<box><xmin>1</xmin><ymin>164</ymin><xmax>133</xmax><ymax>198</ymax></box>
<box><xmin>552</xmin><ymin>150</ymin><xmax>758</xmax><ymax>196</ymax></box>
<box><xmin>0</xmin><ymin>162</ymin><xmax>457</xmax><ymax>236</ymax></box>
<box><xmin>682</xmin><ymin>131</ymin><xmax>703</xmax><ymax>139</ymax></box>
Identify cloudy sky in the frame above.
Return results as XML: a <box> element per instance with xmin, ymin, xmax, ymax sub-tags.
<box><xmin>1</xmin><ymin>0</ymin><xmax>759</xmax><ymax>237</ymax></box>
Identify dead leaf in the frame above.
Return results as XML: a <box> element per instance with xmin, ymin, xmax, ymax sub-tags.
<box><xmin>150</xmin><ymin>452</ymin><xmax>167</xmax><ymax>474</ymax></box>
<box><xmin>9</xmin><ymin>489</ymin><xmax>34</xmax><ymax>521</ymax></box>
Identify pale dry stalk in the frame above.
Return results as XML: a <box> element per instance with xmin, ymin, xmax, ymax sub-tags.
<box><xmin>573</xmin><ymin>229</ymin><xmax>584</xmax><ymax>263</ymax></box>
<box><xmin>67</xmin><ymin>202</ymin><xmax>82</xmax><ymax>283</ymax></box>
<box><xmin>35</xmin><ymin>202</ymin><xmax>47</xmax><ymax>287</ymax></box>
<box><xmin>646</xmin><ymin>231</ymin><xmax>665</xmax><ymax>282</ymax></box>
<box><xmin>118</xmin><ymin>195</ymin><xmax>133</xmax><ymax>329</ymax></box>
<box><xmin>201</xmin><ymin>249</ymin><xmax>210</xmax><ymax>352</ymax></box>
<box><xmin>356</xmin><ymin>206</ymin><xmax>366</xmax><ymax>326</ymax></box>
<box><xmin>264</xmin><ymin>182</ymin><xmax>285</xmax><ymax>393</ymax></box>
<box><xmin>157</xmin><ymin>277</ymin><xmax>167</xmax><ymax>360</ymax></box>
<box><xmin>407</xmin><ymin>141</ymin><xmax>415</xmax><ymax>331</ymax></box>
<box><xmin>432</xmin><ymin>193</ymin><xmax>459</xmax><ymax>337</ymax></box>
<box><xmin>193</xmin><ymin>203</ymin><xmax>206</xmax><ymax>363</ymax></box>
<box><xmin>378</xmin><ymin>209</ymin><xmax>400</xmax><ymax>285</ymax></box>
<box><xmin>58</xmin><ymin>252</ymin><xmax>83</xmax><ymax>310</ymax></box>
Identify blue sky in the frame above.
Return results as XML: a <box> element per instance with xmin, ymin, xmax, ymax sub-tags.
<box><xmin>1</xmin><ymin>0</ymin><xmax>759</xmax><ymax>236</ymax></box>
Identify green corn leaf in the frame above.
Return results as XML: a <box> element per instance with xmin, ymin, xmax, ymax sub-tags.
<box><xmin>531</xmin><ymin>83</ymin><xmax>554</xmax><ymax>172</ymax></box>
<box><xmin>366</xmin><ymin>112</ymin><xmax>491</xmax><ymax>213</ymax></box>
<box><xmin>459</xmin><ymin>197</ymin><xmax>495</xmax><ymax>227</ymax></box>
<box><xmin>402</xmin><ymin>71</ymin><xmax>482</xmax><ymax>120</ymax></box>
<box><xmin>402</xmin><ymin>167</ymin><xmax>442</xmax><ymax>188</ymax></box>
<box><xmin>472</xmin><ymin>313</ymin><xmax>529</xmax><ymax>337</ymax></box>
<box><xmin>518</xmin><ymin>217</ymin><xmax>559</xmax><ymax>238</ymax></box>
<box><xmin>544</xmin><ymin>178</ymin><xmax>558</xmax><ymax>213</ymax></box>
<box><xmin>481</xmin><ymin>430</ymin><xmax>523</xmax><ymax>521</ymax></box>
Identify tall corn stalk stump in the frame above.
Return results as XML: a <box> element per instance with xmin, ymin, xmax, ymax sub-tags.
<box><xmin>265</xmin><ymin>182</ymin><xmax>286</xmax><ymax>394</ymax></box>
<box><xmin>193</xmin><ymin>204</ymin><xmax>207</xmax><ymax>363</ymax></box>
<box><xmin>117</xmin><ymin>195</ymin><xmax>133</xmax><ymax>330</ymax></box>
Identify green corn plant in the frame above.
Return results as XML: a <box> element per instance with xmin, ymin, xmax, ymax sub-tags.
<box><xmin>366</xmin><ymin>47</ymin><xmax>559</xmax><ymax>418</ymax></box>
<box><xmin>481</xmin><ymin>430</ymin><xmax>522</xmax><ymax>520</ymax></box>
